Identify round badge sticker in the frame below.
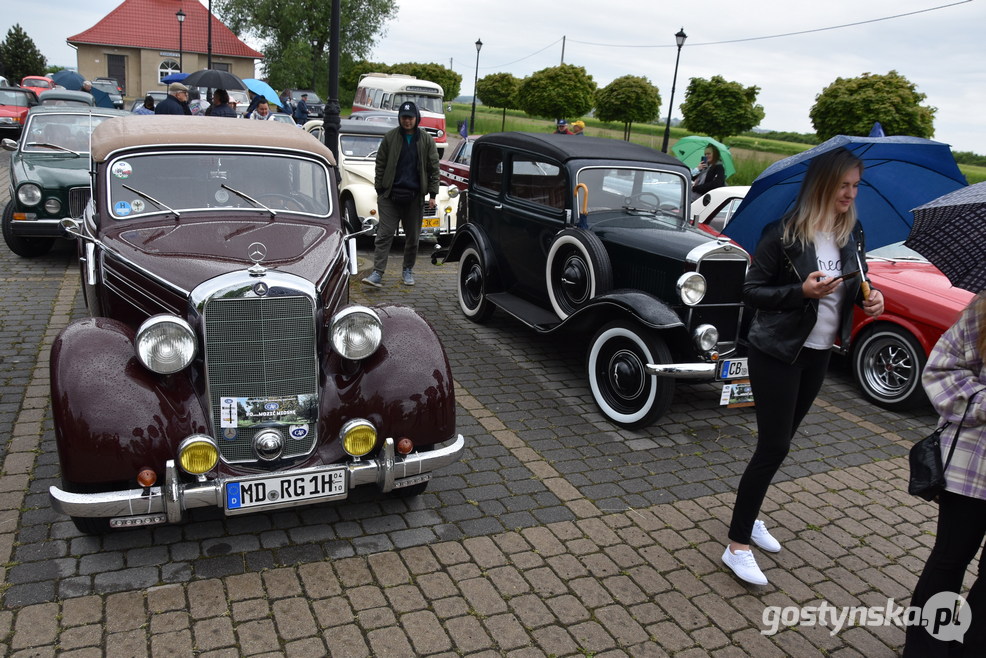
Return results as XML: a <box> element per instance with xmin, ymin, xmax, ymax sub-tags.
<box><xmin>223</xmin><ymin>428</ymin><xmax>238</xmax><ymax>441</ymax></box>
<box><xmin>289</xmin><ymin>424</ymin><xmax>310</xmax><ymax>440</ymax></box>
<box><xmin>215</xmin><ymin>189</ymin><xmax>230</xmax><ymax>204</ymax></box>
<box><xmin>114</xmin><ymin>200</ymin><xmax>132</xmax><ymax>217</ymax></box>
<box><xmin>131</xmin><ymin>199</ymin><xmax>145</xmax><ymax>213</ymax></box>
<box><xmin>112</xmin><ymin>161</ymin><xmax>132</xmax><ymax>179</ymax></box>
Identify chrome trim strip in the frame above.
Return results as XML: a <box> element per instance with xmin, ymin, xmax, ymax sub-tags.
<box><xmin>646</xmin><ymin>363</ymin><xmax>718</xmax><ymax>378</ymax></box>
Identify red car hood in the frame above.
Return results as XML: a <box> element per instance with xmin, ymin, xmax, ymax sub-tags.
<box><xmin>868</xmin><ymin>260</ymin><xmax>972</xmax><ymax>309</ymax></box>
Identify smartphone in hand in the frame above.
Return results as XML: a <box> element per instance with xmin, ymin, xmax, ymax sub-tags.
<box><xmin>830</xmin><ymin>270</ymin><xmax>860</xmax><ymax>283</ymax></box>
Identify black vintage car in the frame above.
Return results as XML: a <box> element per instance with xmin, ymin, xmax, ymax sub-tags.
<box><xmin>439</xmin><ymin>132</ymin><xmax>751</xmax><ymax>428</ymax></box>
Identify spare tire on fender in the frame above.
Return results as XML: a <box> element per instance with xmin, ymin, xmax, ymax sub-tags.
<box><xmin>546</xmin><ymin>228</ymin><xmax>613</xmax><ymax>320</ymax></box>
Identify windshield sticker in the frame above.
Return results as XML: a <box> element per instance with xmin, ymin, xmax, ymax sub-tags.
<box><xmin>113</xmin><ymin>200</ymin><xmax>132</xmax><ymax>216</ymax></box>
<box><xmin>112</xmin><ymin>161</ymin><xmax>132</xmax><ymax>179</ymax></box>
<box><xmin>220</xmin><ymin>395</ymin><xmax>317</xmax><ymax>429</ymax></box>
<box><xmin>130</xmin><ymin>199</ymin><xmax>145</xmax><ymax>213</ymax></box>
<box><xmin>215</xmin><ymin>189</ymin><xmax>230</xmax><ymax>204</ymax></box>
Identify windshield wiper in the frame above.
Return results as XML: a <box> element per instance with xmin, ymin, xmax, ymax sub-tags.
<box><xmin>122</xmin><ymin>184</ymin><xmax>181</xmax><ymax>218</ymax></box>
<box><xmin>221</xmin><ymin>184</ymin><xmax>277</xmax><ymax>219</ymax></box>
<box><xmin>26</xmin><ymin>142</ymin><xmax>81</xmax><ymax>157</ymax></box>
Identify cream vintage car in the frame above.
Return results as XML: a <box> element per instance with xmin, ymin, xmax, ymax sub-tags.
<box><xmin>305</xmin><ymin>118</ymin><xmax>458</xmax><ymax>243</ymax></box>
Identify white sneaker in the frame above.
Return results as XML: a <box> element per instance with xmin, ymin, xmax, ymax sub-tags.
<box><xmin>751</xmin><ymin>520</ymin><xmax>781</xmax><ymax>553</ymax></box>
<box><xmin>722</xmin><ymin>546</ymin><xmax>768</xmax><ymax>586</ymax></box>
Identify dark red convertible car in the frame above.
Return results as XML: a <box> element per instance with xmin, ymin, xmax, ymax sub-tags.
<box><xmin>49</xmin><ymin>117</ymin><xmax>464</xmax><ymax>532</ymax></box>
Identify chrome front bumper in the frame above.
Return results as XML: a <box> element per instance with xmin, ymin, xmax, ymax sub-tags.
<box><xmin>646</xmin><ymin>362</ymin><xmax>718</xmax><ymax>379</ymax></box>
<box><xmin>49</xmin><ymin>435</ymin><xmax>464</xmax><ymax>526</ymax></box>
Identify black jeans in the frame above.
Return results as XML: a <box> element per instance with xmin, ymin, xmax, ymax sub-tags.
<box><xmin>372</xmin><ymin>195</ymin><xmax>423</xmax><ymax>274</ymax></box>
<box><xmin>904</xmin><ymin>491</ymin><xmax>986</xmax><ymax>656</ymax></box>
<box><xmin>728</xmin><ymin>345</ymin><xmax>830</xmax><ymax>545</ymax></box>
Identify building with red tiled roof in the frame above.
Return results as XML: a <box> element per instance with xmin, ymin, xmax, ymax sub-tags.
<box><xmin>67</xmin><ymin>0</ymin><xmax>263</xmax><ymax>101</ymax></box>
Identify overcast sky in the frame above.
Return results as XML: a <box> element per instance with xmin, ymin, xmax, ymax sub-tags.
<box><xmin>6</xmin><ymin>0</ymin><xmax>985</xmax><ymax>153</ymax></box>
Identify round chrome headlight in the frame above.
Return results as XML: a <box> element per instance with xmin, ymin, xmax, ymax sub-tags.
<box><xmin>340</xmin><ymin>418</ymin><xmax>377</xmax><ymax>457</ymax></box>
<box><xmin>447</xmin><ymin>185</ymin><xmax>460</xmax><ymax>198</ymax></box>
<box><xmin>44</xmin><ymin>198</ymin><xmax>61</xmax><ymax>215</ymax></box>
<box><xmin>693</xmin><ymin>324</ymin><xmax>719</xmax><ymax>352</ymax></box>
<box><xmin>17</xmin><ymin>184</ymin><xmax>42</xmax><ymax>207</ymax></box>
<box><xmin>676</xmin><ymin>272</ymin><xmax>707</xmax><ymax>306</ymax></box>
<box><xmin>135</xmin><ymin>315</ymin><xmax>197</xmax><ymax>374</ymax></box>
<box><xmin>330</xmin><ymin>306</ymin><xmax>382</xmax><ymax>360</ymax></box>
<box><xmin>178</xmin><ymin>435</ymin><xmax>219</xmax><ymax>475</ymax></box>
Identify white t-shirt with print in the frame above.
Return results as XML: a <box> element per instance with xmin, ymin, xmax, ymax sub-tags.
<box><xmin>804</xmin><ymin>232</ymin><xmax>846</xmax><ymax>349</ymax></box>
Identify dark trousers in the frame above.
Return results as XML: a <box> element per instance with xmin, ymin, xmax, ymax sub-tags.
<box><xmin>728</xmin><ymin>345</ymin><xmax>830</xmax><ymax>544</ymax></box>
<box><xmin>372</xmin><ymin>195</ymin><xmax>422</xmax><ymax>274</ymax></box>
<box><xmin>904</xmin><ymin>491</ymin><xmax>986</xmax><ymax>656</ymax></box>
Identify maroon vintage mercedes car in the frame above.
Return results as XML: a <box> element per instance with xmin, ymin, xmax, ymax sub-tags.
<box><xmin>50</xmin><ymin>116</ymin><xmax>464</xmax><ymax>533</ymax></box>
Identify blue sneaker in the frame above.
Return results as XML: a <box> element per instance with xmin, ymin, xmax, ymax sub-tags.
<box><xmin>401</xmin><ymin>268</ymin><xmax>415</xmax><ymax>286</ymax></box>
<box><xmin>362</xmin><ymin>271</ymin><xmax>383</xmax><ymax>287</ymax></box>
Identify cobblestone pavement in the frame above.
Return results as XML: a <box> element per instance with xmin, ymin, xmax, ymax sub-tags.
<box><xmin>0</xmin><ymin>149</ymin><xmax>950</xmax><ymax>656</ymax></box>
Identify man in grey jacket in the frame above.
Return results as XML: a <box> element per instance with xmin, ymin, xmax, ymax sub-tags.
<box><xmin>363</xmin><ymin>101</ymin><xmax>440</xmax><ymax>287</ymax></box>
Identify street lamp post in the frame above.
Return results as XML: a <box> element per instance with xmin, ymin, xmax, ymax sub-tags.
<box><xmin>470</xmin><ymin>39</ymin><xmax>482</xmax><ymax>133</ymax></box>
<box><xmin>661</xmin><ymin>28</ymin><xmax>687</xmax><ymax>153</ymax></box>
<box><xmin>175</xmin><ymin>9</ymin><xmax>186</xmax><ymax>72</ymax></box>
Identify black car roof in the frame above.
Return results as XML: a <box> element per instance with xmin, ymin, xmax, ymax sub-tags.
<box><xmin>475</xmin><ymin>132</ymin><xmax>685</xmax><ymax>167</ymax></box>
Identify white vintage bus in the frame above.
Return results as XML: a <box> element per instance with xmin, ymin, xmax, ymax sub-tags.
<box><xmin>353</xmin><ymin>73</ymin><xmax>447</xmax><ymax>155</ymax></box>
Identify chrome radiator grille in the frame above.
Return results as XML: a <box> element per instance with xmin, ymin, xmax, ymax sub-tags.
<box><xmin>204</xmin><ymin>295</ymin><xmax>319</xmax><ymax>463</ymax></box>
<box><xmin>68</xmin><ymin>187</ymin><xmax>90</xmax><ymax>218</ymax></box>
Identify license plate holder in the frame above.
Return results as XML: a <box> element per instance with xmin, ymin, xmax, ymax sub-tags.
<box><xmin>225</xmin><ymin>467</ymin><xmax>347</xmax><ymax>513</ymax></box>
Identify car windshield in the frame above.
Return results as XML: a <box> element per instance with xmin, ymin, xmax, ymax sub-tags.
<box><xmin>105</xmin><ymin>152</ymin><xmax>332</xmax><ymax>220</ymax></box>
<box><xmin>91</xmin><ymin>82</ymin><xmax>118</xmax><ymax>95</ymax></box>
<box><xmin>23</xmin><ymin>114</ymin><xmax>115</xmax><ymax>153</ymax></box>
<box><xmin>27</xmin><ymin>79</ymin><xmax>53</xmax><ymax>89</ymax></box>
<box><xmin>340</xmin><ymin>134</ymin><xmax>382</xmax><ymax>158</ymax></box>
<box><xmin>393</xmin><ymin>94</ymin><xmax>442</xmax><ymax>114</ymax></box>
<box><xmin>868</xmin><ymin>240</ymin><xmax>928</xmax><ymax>261</ymax></box>
<box><xmin>0</xmin><ymin>90</ymin><xmax>34</xmax><ymax>107</ymax></box>
<box><xmin>293</xmin><ymin>91</ymin><xmax>321</xmax><ymax>104</ymax></box>
<box><xmin>576</xmin><ymin>167</ymin><xmax>687</xmax><ymax>224</ymax></box>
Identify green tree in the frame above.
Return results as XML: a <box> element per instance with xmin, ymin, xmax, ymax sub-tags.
<box><xmin>475</xmin><ymin>72</ymin><xmax>521</xmax><ymax>131</ymax></box>
<box><xmin>0</xmin><ymin>25</ymin><xmax>47</xmax><ymax>84</ymax></box>
<box><xmin>679</xmin><ymin>76</ymin><xmax>764</xmax><ymax>142</ymax></box>
<box><xmin>215</xmin><ymin>0</ymin><xmax>397</xmax><ymax>96</ymax></box>
<box><xmin>594</xmin><ymin>75</ymin><xmax>661</xmax><ymax>141</ymax></box>
<box><xmin>809</xmin><ymin>70</ymin><xmax>935</xmax><ymax>140</ymax></box>
<box><xmin>516</xmin><ymin>64</ymin><xmax>596</xmax><ymax>123</ymax></box>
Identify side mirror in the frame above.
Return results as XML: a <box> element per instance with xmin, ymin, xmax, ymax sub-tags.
<box><xmin>60</xmin><ymin>217</ymin><xmax>83</xmax><ymax>235</ymax></box>
<box><xmin>1</xmin><ymin>138</ymin><xmax>16</xmax><ymax>151</ymax></box>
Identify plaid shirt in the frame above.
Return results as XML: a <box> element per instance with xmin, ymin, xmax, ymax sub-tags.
<box><xmin>922</xmin><ymin>302</ymin><xmax>986</xmax><ymax>501</ymax></box>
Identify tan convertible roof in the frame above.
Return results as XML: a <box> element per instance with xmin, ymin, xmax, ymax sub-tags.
<box><xmin>91</xmin><ymin>115</ymin><xmax>336</xmax><ymax>165</ymax></box>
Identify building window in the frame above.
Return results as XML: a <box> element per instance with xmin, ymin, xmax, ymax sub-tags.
<box><xmin>158</xmin><ymin>60</ymin><xmax>180</xmax><ymax>82</ymax></box>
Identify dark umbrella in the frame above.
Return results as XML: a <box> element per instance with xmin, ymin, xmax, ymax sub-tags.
<box><xmin>182</xmin><ymin>69</ymin><xmax>245</xmax><ymax>90</ymax></box>
<box><xmin>723</xmin><ymin>135</ymin><xmax>968</xmax><ymax>253</ymax></box>
<box><xmin>905</xmin><ymin>182</ymin><xmax>986</xmax><ymax>292</ymax></box>
<box><xmin>51</xmin><ymin>70</ymin><xmax>86</xmax><ymax>90</ymax></box>
<box><xmin>89</xmin><ymin>87</ymin><xmax>114</xmax><ymax>109</ymax></box>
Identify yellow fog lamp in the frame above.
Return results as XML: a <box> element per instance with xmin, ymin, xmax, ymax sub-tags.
<box><xmin>178</xmin><ymin>435</ymin><xmax>219</xmax><ymax>475</ymax></box>
<box><xmin>341</xmin><ymin>418</ymin><xmax>377</xmax><ymax>458</ymax></box>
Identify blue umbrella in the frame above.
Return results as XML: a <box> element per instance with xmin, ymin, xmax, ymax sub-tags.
<box><xmin>161</xmin><ymin>72</ymin><xmax>190</xmax><ymax>83</ymax></box>
<box><xmin>242</xmin><ymin>78</ymin><xmax>282</xmax><ymax>108</ymax></box>
<box><xmin>723</xmin><ymin>135</ymin><xmax>968</xmax><ymax>253</ymax></box>
<box><xmin>89</xmin><ymin>87</ymin><xmax>114</xmax><ymax>109</ymax></box>
<box><xmin>51</xmin><ymin>70</ymin><xmax>86</xmax><ymax>90</ymax></box>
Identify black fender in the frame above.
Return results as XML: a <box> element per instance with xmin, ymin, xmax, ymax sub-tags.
<box><xmin>434</xmin><ymin>223</ymin><xmax>503</xmax><ymax>292</ymax></box>
<box><xmin>317</xmin><ymin>304</ymin><xmax>457</xmax><ymax>463</ymax></box>
<box><xmin>51</xmin><ymin>318</ymin><xmax>209</xmax><ymax>487</ymax></box>
<box><xmin>546</xmin><ymin>290</ymin><xmax>691</xmax><ymax>350</ymax></box>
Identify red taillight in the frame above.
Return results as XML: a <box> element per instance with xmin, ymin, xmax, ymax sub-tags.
<box><xmin>137</xmin><ymin>468</ymin><xmax>157</xmax><ymax>487</ymax></box>
<box><xmin>397</xmin><ymin>438</ymin><xmax>414</xmax><ymax>455</ymax></box>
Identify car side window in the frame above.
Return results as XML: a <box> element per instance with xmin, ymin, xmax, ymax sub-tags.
<box><xmin>473</xmin><ymin>146</ymin><xmax>503</xmax><ymax>195</ymax></box>
<box><xmin>507</xmin><ymin>157</ymin><xmax>565</xmax><ymax>210</ymax></box>
<box><xmin>455</xmin><ymin>141</ymin><xmax>472</xmax><ymax>166</ymax></box>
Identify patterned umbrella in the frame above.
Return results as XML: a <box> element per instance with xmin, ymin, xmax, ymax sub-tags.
<box><xmin>906</xmin><ymin>182</ymin><xmax>986</xmax><ymax>292</ymax></box>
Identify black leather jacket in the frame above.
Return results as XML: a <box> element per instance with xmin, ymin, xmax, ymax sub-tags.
<box><xmin>743</xmin><ymin>217</ymin><xmax>871</xmax><ymax>364</ymax></box>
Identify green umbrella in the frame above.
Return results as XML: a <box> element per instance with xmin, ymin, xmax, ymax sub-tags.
<box><xmin>672</xmin><ymin>135</ymin><xmax>735</xmax><ymax>179</ymax></box>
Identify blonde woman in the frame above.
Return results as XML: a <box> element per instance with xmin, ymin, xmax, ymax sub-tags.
<box><xmin>722</xmin><ymin>147</ymin><xmax>885</xmax><ymax>586</ymax></box>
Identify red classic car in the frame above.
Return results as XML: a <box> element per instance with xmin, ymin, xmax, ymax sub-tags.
<box><xmin>0</xmin><ymin>87</ymin><xmax>39</xmax><ymax>137</ymax></box>
<box><xmin>848</xmin><ymin>241</ymin><xmax>973</xmax><ymax>410</ymax></box>
<box><xmin>49</xmin><ymin>116</ymin><xmax>464</xmax><ymax>532</ymax></box>
<box><xmin>439</xmin><ymin>135</ymin><xmax>476</xmax><ymax>221</ymax></box>
<box><xmin>20</xmin><ymin>75</ymin><xmax>57</xmax><ymax>97</ymax></box>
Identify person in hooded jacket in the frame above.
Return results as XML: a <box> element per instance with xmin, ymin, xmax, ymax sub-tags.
<box><xmin>363</xmin><ymin>101</ymin><xmax>440</xmax><ymax>287</ymax></box>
